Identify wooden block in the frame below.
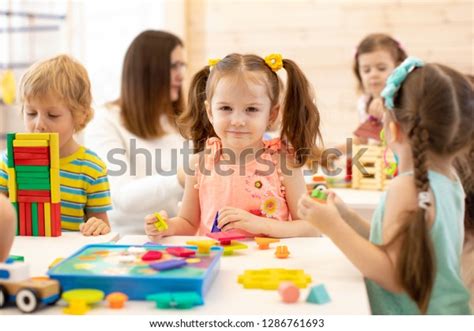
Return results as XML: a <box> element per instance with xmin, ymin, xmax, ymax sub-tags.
<box><xmin>49</xmin><ymin>133</ymin><xmax>59</xmax><ymax>169</ymax></box>
<box><xmin>13</xmin><ymin>140</ymin><xmax>49</xmax><ymax>147</ymax></box>
<box><xmin>50</xmin><ymin>168</ymin><xmax>60</xmax><ymax>203</ymax></box>
<box><xmin>18</xmin><ymin>190</ymin><xmax>50</xmax><ymax>197</ymax></box>
<box><xmin>31</xmin><ymin>202</ymin><xmax>39</xmax><ymax>236</ymax></box>
<box><xmin>12</xmin><ymin>202</ymin><xmax>19</xmax><ymax>235</ymax></box>
<box><xmin>6</xmin><ymin>133</ymin><xmax>15</xmax><ymax>168</ymax></box>
<box><xmin>15</xmin><ymin>133</ymin><xmax>51</xmax><ymax>141</ymax></box>
<box><xmin>15</xmin><ymin>165</ymin><xmax>49</xmax><ymax>173</ymax></box>
<box><xmin>44</xmin><ymin>202</ymin><xmax>51</xmax><ymax>237</ymax></box>
<box><xmin>17</xmin><ymin>171</ymin><xmax>50</xmax><ymax>179</ymax></box>
<box><xmin>51</xmin><ymin>203</ymin><xmax>61</xmax><ymax>237</ymax></box>
<box><xmin>17</xmin><ymin>177</ymin><xmax>50</xmax><ymax>185</ymax></box>
<box><xmin>14</xmin><ymin>158</ymin><xmax>50</xmax><ymax>166</ymax></box>
<box><xmin>14</xmin><ymin>152</ymin><xmax>49</xmax><ymax>160</ymax></box>
<box><xmin>7</xmin><ymin>168</ymin><xmax>17</xmax><ymax>203</ymax></box>
<box><xmin>19</xmin><ymin>202</ymin><xmax>26</xmax><ymax>235</ymax></box>
<box><xmin>25</xmin><ymin>202</ymin><xmax>32</xmax><ymax>236</ymax></box>
<box><xmin>38</xmin><ymin>203</ymin><xmax>45</xmax><ymax>236</ymax></box>
<box><xmin>18</xmin><ymin>182</ymin><xmax>51</xmax><ymax>190</ymax></box>
<box><xmin>13</xmin><ymin>147</ymin><xmax>49</xmax><ymax>154</ymax></box>
<box><xmin>18</xmin><ymin>195</ymin><xmax>51</xmax><ymax>203</ymax></box>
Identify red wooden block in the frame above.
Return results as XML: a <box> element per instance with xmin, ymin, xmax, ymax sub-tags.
<box><xmin>165</xmin><ymin>247</ymin><xmax>196</xmax><ymax>258</ymax></box>
<box><xmin>141</xmin><ymin>250</ymin><xmax>163</xmax><ymax>261</ymax></box>
<box><xmin>207</xmin><ymin>231</ymin><xmax>248</xmax><ymax>245</ymax></box>
<box><xmin>15</xmin><ymin>159</ymin><xmax>50</xmax><ymax>166</ymax></box>
<box><xmin>25</xmin><ymin>202</ymin><xmax>32</xmax><ymax>236</ymax></box>
<box><xmin>38</xmin><ymin>203</ymin><xmax>45</xmax><ymax>236</ymax></box>
<box><xmin>14</xmin><ymin>152</ymin><xmax>49</xmax><ymax>160</ymax></box>
<box><xmin>18</xmin><ymin>196</ymin><xmax>51</xmax><ymax>203</ymax></box>
<box><xmin>19</xmin><ymin>202</ymin><xmax>26</xmax><ymax>235</ymax></box>
<box><xmin>18</xmin><ymin>190</ymin><xmax>51</xmax><ymax>197</ymax></box>
<box><xmin>51</xmin><ymin>203</ymin><xmax>61</xmax><ymax>237</ymax></box>
<box><xmin>14</xmin><ymin>147</ymin><xmax>49</xmax><ymax>154</ymax></box>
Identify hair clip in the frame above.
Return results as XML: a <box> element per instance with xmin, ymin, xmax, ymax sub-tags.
<box><xmin>264</xmin><ymin>53</ymin><xmax>283</xmax><ymax>72</ymax></box>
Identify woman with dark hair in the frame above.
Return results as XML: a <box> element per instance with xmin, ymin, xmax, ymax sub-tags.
<box><xmin>85</xmin><ymin>30</ymin><xmax>187</xmax><ymax>235</ymax></box>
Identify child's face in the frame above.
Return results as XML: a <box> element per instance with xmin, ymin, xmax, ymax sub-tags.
<box><xmin>358</xmin><ymin>49</ymin><xmax>397</xmax><ymax>97</ymax></box>
<box><xmin>23</xmin><ymin>94</ymin><xmax>76</xmax><ymax>153</ymax></box>
<box><xmin>207</xmin><ymin>74</ymin><xmax>277</xmax><ymax>152</ymax></box>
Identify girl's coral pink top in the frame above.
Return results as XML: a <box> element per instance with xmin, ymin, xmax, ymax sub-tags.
<box><xmin>195</xmin><ymin>137</ymin><xmax>290</xmax><ymax>235</ymax></box>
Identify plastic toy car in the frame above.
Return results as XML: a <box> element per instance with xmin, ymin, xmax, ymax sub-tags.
<box><xmin>0</xmin><ymin>262</ymin><xmax>61</xmax><ymax>313</ymax></box>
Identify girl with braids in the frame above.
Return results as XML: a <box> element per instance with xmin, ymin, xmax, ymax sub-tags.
<box><xmin>298</xmin><ymin>57</ymin><xmax>472</xmax><ymax>314</ymax></box>
<box><xmin>145</xmin><ymin>53</ymin><xmax>322</xmax><ymax>239</ymax></box>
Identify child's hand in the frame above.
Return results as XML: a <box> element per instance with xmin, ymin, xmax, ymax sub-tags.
<box><xmin>367</xmin><ymin>97</ymin><xmax>384</xmax><ymax>120</ymax></box>
<box><xmin>80</xmin><ymin>217</ymin><xmax>111</xmax><ymax>236</ymax></box>
<box><xmin>297</xmin><ymin>193</ymin><xmax>344</xmax><ymax>235</ymax></box>
<box><xmin>218</xmin><ymin>207</ymin><xmax>263</xmax><ymax>235</ymax></box>
<box><xmin>144</xmin><ymin>210</ymin><xmax>170</xmax><ymax>242</ymax></box>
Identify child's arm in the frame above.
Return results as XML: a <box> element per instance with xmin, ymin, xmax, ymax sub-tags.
<box><xmin>299</xmin><ymin>176</ymin><xmax>424</xmax><ymax>292</ymax></box>
<box><xmin>0</xmin><ymin>194</ymin><xmax>15</xmax><ymax>262</ymax></box>
<box><xmin>218</xmin><ymin>164</ymin><xmax>321</xmax><ymax>238</ymax></box>
<box><xmin>81</xmin><ymin>212</ymin><xmax>111</xmax><ymax>236</ymax></box>
<box><xmin>145</xmin><ymin>154</ymin><xmax>201</xmax><ymax>241</ymax></box>
<box><xmin>331</xmin><ymin>193</ymin><xmax>371</xmax><ymax>239</ymax></box>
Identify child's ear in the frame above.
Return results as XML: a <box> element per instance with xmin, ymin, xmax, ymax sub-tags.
<box><xmin>205</xmin><ymin>100</ymin><xmax>213</xmax><ymax>124</ymax></box>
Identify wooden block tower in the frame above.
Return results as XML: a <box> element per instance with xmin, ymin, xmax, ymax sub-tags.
<box><xmin>351</xmin><ymin>144</ymin><xmax>395</xmax><ymax>191</ymax></box>
<box><xmin>6</xmin><ymin>133</ymin><xmax>61</xmax><ymax>236</ymax></box>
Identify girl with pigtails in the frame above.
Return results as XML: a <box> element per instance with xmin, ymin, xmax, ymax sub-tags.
<box><xmin>145</xmin><ymin>53</ymin><xmax>322</xmax><ymax>238</ymax></box>
<box><xmin>298</xmin><ymin>57</ymin><xmax>473</xmax><ymax>314</ymax></box>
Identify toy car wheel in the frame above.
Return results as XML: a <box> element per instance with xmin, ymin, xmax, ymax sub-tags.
<box><xmin>15</xmin><ymin>288</ymin><xmax>40</xmax><ymax>313</ymax></box>
<box><xmin>0</xmin><ymin>285</ymin><xmax>8</xmax><ymax>308</ymax></box>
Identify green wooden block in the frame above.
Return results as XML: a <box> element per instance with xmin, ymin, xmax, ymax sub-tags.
<box><xmin>17</xmin><ymin>182</ymin><xmax>51</xmax><ymax>190</ymax></box>
<box><xmin>31</xmin><ymin>202</ymin><xmax>39</xmax><ymax>236</ymax></box>
<box><xmin>6</xmin><ymin>133</ymin><xmax>15</xmax><ymax>168</ymax></box>
<box><xmin>17</xmin><ymin>177</ymin><xmax>50</xmax><ymax>185</ymax></box>
<box><xmin>16</xmin><ymin>172</ymin><xmax>50</xmax><ymax>179</ymax></box>
<box><xmin>15</xmin><ymin>165</ymin><xmax>49</xmax><ymax>173</ymax></box>
<box><xmin>11</xmin><ymin>202</ymin><xmax>19</xmax><ymax>235</ymax></box>
<box><xmin>8</xmin><ymin>255</ymin><xmax>24</xmax><ymax>262</ymax></box>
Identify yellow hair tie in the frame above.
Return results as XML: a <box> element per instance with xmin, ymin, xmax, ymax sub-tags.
<box><xmin>264</xmin><ymin>53</ymin><xmax>283</xmax><ymax>72</ymax></box>
<box><xmin>208</xmin><ymin>58</ymin><xmax>221</xmax><ymax>68</ymax></box>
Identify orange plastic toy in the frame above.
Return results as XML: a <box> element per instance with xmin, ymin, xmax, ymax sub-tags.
<box><xmin>106</xmin><ymin>292</ymin><xmax>128</xmax><ymax>309</ymax></box>
<box><xmin>275</xmin><ymin>245</ymin><xmax>290</xmax><ymax>259</ymax></box>
<box><xmin>254</xmin><ymin>237</ymin><xmax>280</xmax><ymax>250</ymax></box>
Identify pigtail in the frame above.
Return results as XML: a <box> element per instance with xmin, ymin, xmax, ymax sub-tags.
<box><xmin>396</xmin><ymin>124</ymin><xmax>436</xmax><ymax>313</ymax></box>
<box><xmin>281</xmin><ymin>59</ymin><xmax>322</xmax><ymax>166</ymax></box>
<box><xmin>177</xmin><ymin>66</ymin><xmax>216</xmax><ymax>153</ymax></box>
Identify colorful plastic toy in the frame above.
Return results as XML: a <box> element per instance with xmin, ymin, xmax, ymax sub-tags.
<box><xmin>0</xmin><ymin>262</ymin><xmax>61</xmax><ymax>313</ymax></box>
<box><xmin>165</xmin><ymin>247</ymin><xmax>196</xmax><ymax>258</ymax></box>
<box><xmin>6</xmin><ymin>255</ymin><xmax>24</xmax><ymax>263</ymax></box>
<box><xmin>141</xmin><ymin>250</ymin><xmax>163</xmax><ymax>261</ymax></box>
<box><xmin>186</xmin><ymin>240</ymin><xmax>218</xmax><ymax>254</ymax></box>
<box><xmin>310</xmin><ymin>188</ymin><xmax>327</xmax><ymax>203</ymax></box>
<box><xmin>150</xmin><ymin>259</ymin><xmax>187</xmax><ymax>271</ymax></box>
<box><xmin>207</xmin><ymin>231</ymin><xmax>247</xmax><ymax>245</ymax></box>
<box><xmin>237</xmin><ymin>269</ymin><xmax>312</xmax><ymax>290</ymax></box>
<box><xmin>254</xmin><ymin>237</ymin><xmax>280</xmax><ymax>250</ymax></box>
<box><xmin>62</xmin><ymin>289</ymin><xmax>104</xmax><ymax>315</ymax></box>
<box><xmin>306</xmin><ymin>284</ymin><xmax>331</xmax><ymax>304</ymax></box>
<box><xmin>6</xmin><ymin>133</ymin><xmax>61</xmax><ymax>236</ymax></box>
<box><xmin>275</xmin><ymin>245</ymin><xmax>290</xmax><ymax>259</ymax></box>
<box><xmin>211</xmin><ymin>212</ymin><xmax>221</xmax><ymax>233</ymax></box>
<box><xmin>48</xmin><ymin>244</ymin><xmax>223</xmax><ymax>301</ymax></box>
<box><xmin>221</xmin><ymin>241</ymin><xmax>248</xmax><ymax>256</ymax></box>
<box><xmin>352</xmin><ymin>144</ymin><xmax>395</xmax><ymax>191</ymax></box>
<box><xmin>153</xmin><ymin>212</ymin><xmax>168</xmax><ymax>232</ymax></box>
<box><xmin>146</xmin><ymin>291</ymin><xmax>202</xmax><ymax>309</ymax></box>
<box><xmin>106</xmin><ymin>292</ymin><xmax>128</xmax><ymax>309</ymax></box>
<box><xmin>278</xmin><ymin>281</ymin><xmax>300</xmax><ymax>303</ymax></box>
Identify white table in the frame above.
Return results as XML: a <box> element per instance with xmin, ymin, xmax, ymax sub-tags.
<box><xmin>7</xmin><ymin>232</ymin><xmax>120</xmax><ymax>276</ymax></box>
<box><xmin>1</xmin><ymin>235</ymin><xmax>369</xmax><ymax>315</ymax></box>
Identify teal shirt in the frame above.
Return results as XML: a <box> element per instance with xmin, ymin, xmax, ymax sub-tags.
<box><xmin>366</xmin><ymin>171</ymin><xmax>471</xmax><ymax>314</ymax></box>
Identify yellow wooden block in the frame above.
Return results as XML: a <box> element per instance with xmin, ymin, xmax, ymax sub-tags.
<box><xmin>15</xmin><ymin>133</ymin><xmax>51</xmax><ymax>140</ymax></box>
<box><xmin>44</xmin><ymin>203</ymin><xmax>52</xmax><ymax>237</ymax></box>
<box><xmin>13</xmin><ymin>140</ymin><xmax>48</xmax><ymax>147</ymax></box>
<box><xmin>7</xmin><ymin>168</ymin><xmax>17</xmax><ymax>202</ymax></box>
<box><xmin>50</xmin><ymin>168</ymin><xmax>60</xmax><ymax>203</ymax></box>
<box><xmin>49</xmin><ymin>133</ymin><xmax>59</xmax><ymax>169</ymax></box>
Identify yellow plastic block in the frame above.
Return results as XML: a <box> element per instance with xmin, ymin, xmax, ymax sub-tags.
<box><xmin>153</xmin><ymin>212</ymin><xmax>168</xmax><ymax>232</ymax></box>
<box><xmin>13</xmin><ymin>140</ymin><xmax>48</xmax><ymax>147</ymax></box>
<box><xmin>186</xmin><ymin>239</ymin><xmax>218</xmax><ymax>254</ymax></box>
<box><xmin>50</xmin><ymin>168</ymin><xmax>60</xmax><ymax>203</ymax></box>
<box><xmin>237</xmin><ymin>269</ymin><xmax>312</xmax><ymax>290</ymax></box>
<box><xmin>7</xmin><ymin>168</ymin><xmax>17</xmax><ymax>203</ymax></box>
<box><xmin>15</xmin><ymin>133</ymin><xmax>51</xmax><ymax>141</ymax></box>
<box><xmin>222</xmin><ymin>241</ymin><xmax>248</xmax><ymax>256</ymax></box>
<box><xmin>49</xmin><ymin>133</ymin><xmax>59</xmax><ymax>169</ymax></box>
<box><xmin>44</xmin><ymin>203</ymin><xmax>52</xmax><ymax>237</ymax></box>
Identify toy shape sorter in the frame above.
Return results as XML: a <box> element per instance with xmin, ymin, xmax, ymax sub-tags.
<box><xmin>6</xmin><ymin>133</ymin><xmax>61</xmax><ymax>236</ymax></box>
<box><xmin>47</xmin><ymin>244</ymin><xmax>223</xmax><ymax>302</ymax></box>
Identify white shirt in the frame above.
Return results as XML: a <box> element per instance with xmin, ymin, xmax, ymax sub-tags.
<box><xmin>84</xmin><ymin>105</ymin><xmax>186</xmax><ymax>235</ymax></box>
